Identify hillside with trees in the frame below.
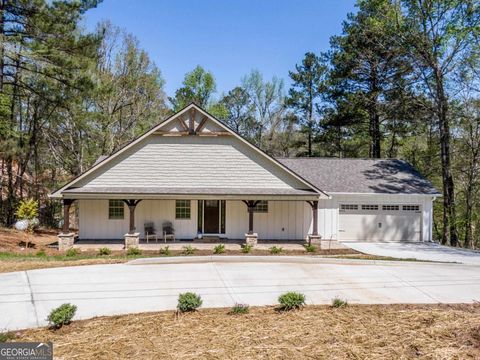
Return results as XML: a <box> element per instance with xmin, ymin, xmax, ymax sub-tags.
<box><xmin>1</xmin><ymin>0</ymin><xmax>479</xmax><ymax>248</ymax></box>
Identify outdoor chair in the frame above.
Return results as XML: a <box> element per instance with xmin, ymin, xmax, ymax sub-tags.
<box><xmin>144</xmin><ymin>222</ymin><xmax>159</xmax><ymax>243</ymax></box>
<box><xmin>162</xmin><ymin>221</ymin><xmax>175</xmax><ymax>242</ymax></box>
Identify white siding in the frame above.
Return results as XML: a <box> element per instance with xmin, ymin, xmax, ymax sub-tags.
<box><xmin>75</xmin><ymin>132</ymin><xmax>307</xmax><ymax>190</ymax></box>
<box><xmin>317</xmin><ymin>194</ymin><xmax>435</xmax><ymax>242</ymax></box>
<box><xmin>78</xmin><ymin>195</ymin><xmax>435</xmax><ymax>242</ymax></box>
<box><xmin>78</xmin><ymin>199</ymin><xmax>310</xmax><ymax>240</ymax></box>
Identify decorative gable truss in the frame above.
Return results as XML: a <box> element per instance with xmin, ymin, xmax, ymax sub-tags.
<box><xmin>155</xmin><ymin>108</ymin><xmax>232</xmax><ymax>137</ymax></box>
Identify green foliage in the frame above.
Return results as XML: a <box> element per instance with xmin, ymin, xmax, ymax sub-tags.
<box><xmin>65</xmin><ymin>248</ymin><xmax>79</xmax><ymax>257</ymax></box>
<box><xmin>170</xmin><ymin>66</ymin><xmax>216</xmax><ymax>110</ymax></box>
<box><xmin>182</xmin><ymin>245</ymin><xmax>197</xmax><ymax>255</ymax></box>
<box><xmin>36</xmin><ymin>249</ymin><xmax>47</xmax><ymax>257</ymax></box>
<box><xmin>269</xmin><ymin>246</ymin><xmax>283</xmax><ymax>254</ymax></box>
<box><xmin>98</xmin><ymin>247</ymin><xmax>111</xmax><ymax>256</ymax></box>
<box><xmin>241</xmin><ymin>244</ymin><xmax>253</xmax><ymax>253</ymax></box>
<box><xmin>126</xmin><ymin>247</ymin><xmax>142</xmax><ymax>256</ymax></box>
<box><xmin>160</xmin><ymin>246</ymin><xmax>171</xmax><ymax>256</ymax></box>
<box><xmin>278</xmin><ymin>292</ymin><xmax>306</xmax><ymax>311</ymax></box>
<box><xmin>47</xmin><ymin>303</ymin><xmax>77</xmax><ymax>328</ymax></box>
<box><xmin>229</xmin><ymin>303</ymin><xmax>250</xmax><ymax>315</ymax></box>
<box><xmin>15</xmin><ymin>199</ymin><xmax>39</xmax><ymax>221</ymax></box>
<box><xmin>0</xmin><ymin>331</ymin><xmax>16</xmax><ymax>342</ymax></box>
<box><xmin>331</xmin><ymin>297</ymin><xmax>348</xmax><ymax>308</ymax></box>
<box><xmin>213</xmin><ymin>244</ymin><xmax>226</xmax><ymax>254</ymax></box>
<box><xmin>303</xmin><ymin>244</ymin><xmax>316</xmax><ymax>253</ymax></box>
<box><xmin>177</xmin><ymin>292</ymin><xmax>202</xmax><ymax>312</ymax></box>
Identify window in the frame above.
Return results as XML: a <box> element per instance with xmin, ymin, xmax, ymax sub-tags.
<box><xmin>403</xmin><ymin>205</ymin><xmax>420</xmax><ymax>211</ymax></box>
<box><xmin>176</xmin><ymin>200</ymin><xmax>191</xmax><ymax>219</ymax></box>
<box><xmin>253</xmin><ymin>200</ymin><xmax>268</xmax><ymax>213</ymax></box>
<box><xmin>108</xmin><ymin>200</ymin><xmax>124</xmax><ymax>219</ymax></box>
<box><xmin>341</xmin><ymin>204</ymin><xmax>358</xmax><ymax>211</ymax></box>
<box><xmin>361</xmin><ymin>204</ymin><xmax>379</xmax><ymax>211</ymax></box>
<box><xmin>382</xmin><ymin>205</ymin><xmax>399</xmax><ymax>211</ymax></box>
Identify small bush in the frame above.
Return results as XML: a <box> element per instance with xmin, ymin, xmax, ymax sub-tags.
<box><xmin>36</xmin><ymin>249</ymin><xmax>46</xmax><ymax>257</ymax></box>
<box><xmin>47</xmin><ymin>303</ymin><xmax>77</xmax><ymax>328</ymax></box>
<box><xmin>98</xmin><ymin>247</ymin><xmax>111</xmax><ymax>256</ymax></box>
<box><xmin>241</xmin><ymin>244</ymin><xmax>253</xmax><ymax>253</ymax></box>
<box><xmin>230</xmin><ymin>303</ymin><xmax>249</xmax><ymax>314</ymax></box>
<box><xmin>0</xmin><ymin>331</ymin><xmax>16</xmax><ymax>342</ymax></box>
<box><xmin>303</xmin><ymin>244</ymin><xmax>316</xmax><ymax>253</ymax></box>
<box><xmin>160</xmin><ymin>246</ymin><xmax>171</xmax><ymax>256</ymax></box>
<box><xmin>65</xmin><ymin>248</ymin><xmax>79</xmax><ymax>257</ymax></box>
<box><xmin>177</xmin><ymin>292</ymin><xmax>202</xmax><ymax>312</ymax></box>
<box><xmin>182</xmin><ymin>245</ymin><xmax>196</xmax><ymax>255</ymax></box>
<box><xmin>213</xmin><ymin>244</ymin><xmax>226</xmax><ymax>254</ymax></box>
<box><xmin>331</xmin><ymin>297</ymin><xmax>348</xmax><ymax>308</ymax></box>
<box><xmin>126</xmin><ymin>247</ymin><xmax>142</xmax><ymax>256</ymax></box>
<box><xmin>269</xmin><ymin>246</ymin><xmax>283</xmax><ymax>254</ymax></box>
<box><xmin>278</xmin><ymin>292</ymin><xmax>306</xmax><ymax>311</ymax></box>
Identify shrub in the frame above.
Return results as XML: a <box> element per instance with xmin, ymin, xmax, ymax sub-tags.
<box><xmin>269</xmin><ymin>246</ymin><xmax>283</xmax><ymax>254</ymax></box>
<box><xmin>177</xmin><ymin>292</ymin><xmax>202</xmax><ymax>312</ymax></box>
<box><xmin>331</xmin><ymin>297</ymin><xmax>348</xmax><ymax>308</ymax></box>
<box><xmin>15</xmin><ymin>199</ymin><xmax>39</xmax><ymax>222</ymax></box>
<box><xmin>0</xmin><ymin>331</ymin><xmax>16</xmax><ymax>342</ymax></box>
<box><xmin>213</xmin><ymin>244</ymin><xmax>225</xmax><ymax>254</ymax></box>
<box><xmin>160</xmin><ymin>246</ymin><xmax>171</xmax><ymax>256</ymax></box>
<box><xmin>47</xmin><ymin>303</ymin><xmax>77</xmax><ymax>328</ymax></box>
<box><xmin>241</xmin><ymin>244</ymin><xmax>253</xmax><ymax>253</ymax></box>
<box><xmin>229</xmin><ymin>303</ymin><xmax>249</xmax><ymax>315</ymax></box>
<box><xmin>126</xmin><ymin>247</ymin><xmax>142</xmax><ymax>256</ymax></box>
<box><xmin>303</xmin><ymin>244</ymin><xmax>316</xmax><ymax>253</ymax></box>
<box><xmin>182</xmin><ymin>245</ymin><xmax>196</xmax><ymax>255</ymax></box>
<box><xmin>65</xmin><ymin>248</ymin><xmax>79</xmax><ymax>257</ymax></box>
<box><xmin>36</xmin><ymin>249</ymin><xmax>46</xmax><ymax>257</ymax></box>
<box><xmin>278</xmin><ymin>292</ymin><xmax>306</xmax><ymax>311</ymax></box>
<box><xmin>98</xmin><ymin>247</ymin><xmax>111</xmax><ymax>256</ymax></box>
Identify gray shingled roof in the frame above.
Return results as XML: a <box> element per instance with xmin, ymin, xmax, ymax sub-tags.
<box><xmin>277</xmin><ymin>158</ymin><xmax>440</xmax><ymax>195</ymax></box>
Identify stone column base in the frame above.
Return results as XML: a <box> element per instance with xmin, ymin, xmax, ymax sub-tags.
<box><xmin>245</xmin><ymin>233</ymin><xmax>258</xmax><ymax>246</ymax></box>
<box><xmin>307</xmin><ymin>234</ymin><xmax>322</xmax><ymax>247</ymax></box>
<box><xmin>124</xmin><ymin>233</ymin><xmax>140</xmax><ymax>249</ymax></box>
<box><xmin>58</xmin><ymin>233</ymin><xmax>75</xmax><ymax>251</ymax></box>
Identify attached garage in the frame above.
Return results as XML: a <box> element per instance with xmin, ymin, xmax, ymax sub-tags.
<box><xmin>278</xmin><ymin>158</ymin><xmax>440</xmax><ymax>242</ymax></box>
<box><xmin>338</xmin><ymin>203</ymin><xmax>422</xmax><ymax>241</ymax></box>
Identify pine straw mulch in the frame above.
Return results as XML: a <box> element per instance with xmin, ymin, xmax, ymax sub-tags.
<box><xmin>16</xmin><ymin>304</ymin><xmax>480</xmax><ymax>359</ymax></box>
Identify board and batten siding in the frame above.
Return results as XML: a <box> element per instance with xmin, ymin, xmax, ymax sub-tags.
<box><xmin>75</xmin><ymin>135</ymin><xmax>308</xmax><ymax>190</ymax></box>
<box><xmin>78</xmin><ymin>200</ymin><xmax>312</xmax><ymax>240</ymax></box>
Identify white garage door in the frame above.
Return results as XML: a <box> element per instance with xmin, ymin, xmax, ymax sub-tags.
<box><xmin>338</xmin><ymin>204</ymin><xmax>422</xmax><ymax>242</ymax></box>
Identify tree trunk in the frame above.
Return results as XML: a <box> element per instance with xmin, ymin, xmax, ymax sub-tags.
<box><xmin>435</xmin><ymin>69</ymin><xmax>458</xmax><ymax>246</ymax></box>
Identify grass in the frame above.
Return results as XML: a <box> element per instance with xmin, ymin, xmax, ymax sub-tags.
<box><xmin>16</xmin><ymin>304</ymin><xmax>480</xmax><ymax>359</ymax></box>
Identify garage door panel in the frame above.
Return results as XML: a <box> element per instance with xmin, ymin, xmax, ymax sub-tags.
<box><xmin>339</xmin><ymin>208</ymin><xmax>421</xmax><ymax>242</ymax></box>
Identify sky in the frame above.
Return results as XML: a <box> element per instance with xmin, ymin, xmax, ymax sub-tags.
<box><xmin>83</xmin><ymin>0</ymin><xmax>357</xmax><ymax>98</ymax></box>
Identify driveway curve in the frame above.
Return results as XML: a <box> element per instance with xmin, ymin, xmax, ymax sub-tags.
<box><xmin>1</xmin><ymin>257</ymin><xmax>479</xmax><ymax>330</ymax></box>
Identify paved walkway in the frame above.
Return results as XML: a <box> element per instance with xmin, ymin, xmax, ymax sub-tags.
<box><xmin>342</xmin><ymin>241</ymin><xmax>480</xmax><ymax>265</ymax></box>
<box><xmin>1</xmin><ymin>257</ymin><xmax>479</xmax><ymax>330</ymax></box>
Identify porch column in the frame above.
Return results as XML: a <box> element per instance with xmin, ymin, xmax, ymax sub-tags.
<box><xmin>307</xmin><ymin>200</ymin><xmax>321</xmax><ymax>246</ymax></box>
<box><xmin>242</xmin><ymin>200</ymin><xmax>259</xmax><ymax>245</ymax></box>
<box><xmin>58</xmin><ymin>198</ymin><xmax>76</xmax><ymax>251</ymax></box>
<box><xmin>123</xmin><ymin>200</ymin><xmax>142</xmax><ymax>248</ymax></box>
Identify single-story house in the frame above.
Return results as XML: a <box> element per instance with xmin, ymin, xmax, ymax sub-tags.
<box><xmin>50</xmin><ymin>103</ymin><xmax>440</xmax><ymax>249</ymax></box>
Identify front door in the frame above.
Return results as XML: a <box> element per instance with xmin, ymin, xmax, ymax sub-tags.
<box><xmin>204</xmin><ymin>200</ymin><xmax>220</xmax><ymax>233</ymax></box>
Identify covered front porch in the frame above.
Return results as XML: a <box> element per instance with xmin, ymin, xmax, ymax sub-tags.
<box><xmin>58</xmin><ymin>189</ymin><xmax>322</xmax><ymax>250</ymax></box>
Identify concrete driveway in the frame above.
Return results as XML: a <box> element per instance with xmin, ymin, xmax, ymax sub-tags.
<box><xmin>1</xmin><ymin>257</ymin><xmax>479</xmax><ymax>331</ymax></box>
<box><xmin>342</xmin><ymin>241</ymin><xmax>480</xmax><ymax>265</ymax></box>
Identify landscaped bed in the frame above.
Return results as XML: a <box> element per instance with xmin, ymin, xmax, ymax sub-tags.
<box><xmin>8</xmin><ymin>304</ymin><xmax>480</xmax><ymax>359</ymax></box>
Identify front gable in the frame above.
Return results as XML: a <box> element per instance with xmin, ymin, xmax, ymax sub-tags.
<box><xmin>51</xmin><ymin>104</ymin><xmax>326</xmax><ymax>198</ymax></box>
